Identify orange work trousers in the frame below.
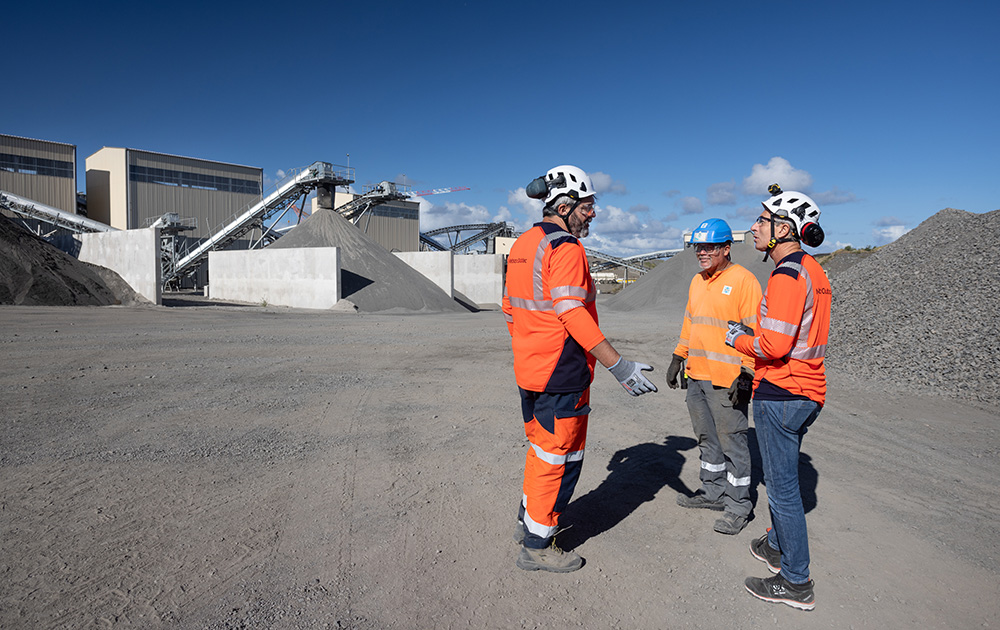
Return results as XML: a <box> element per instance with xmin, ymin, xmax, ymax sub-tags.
<box><xmin>518</xmin><ymin>387</ymin><xmax>590</xmax><ymax>549</ymax></box>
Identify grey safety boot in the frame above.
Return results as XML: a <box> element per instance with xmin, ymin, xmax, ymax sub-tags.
<box><xmin>676</xmin><ymin>490</ymin><xmax>725</xmax><ymax>511</ymax></box>
<box><xmin>749</xmin><ymin>532</ymin><xmax>781</xmax><ymax>573</ymax></box>
<box><xmin>514</xmin><ymin>520</ymin><xmax>525</xmax><ymax>544</ymax></box>
<box><xmin>745</xmin><ymin>574</ymin><xmax>815</xmax><ymax>611</ymax></box>
<box><xmin>516</xmin><ymin>541</ymin><xmax>583</xmax><ymax>573</ymax></box>
<box><xmin>713</xmin><ymin>511</ymin><xmax>748</xmax><ymax>535</ymax></box>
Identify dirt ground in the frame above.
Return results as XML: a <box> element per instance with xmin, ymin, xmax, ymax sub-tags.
<box><xmin>1</xmin><ymin>299</ymin><xmax>998</xmax><ymax>629</ymax></box>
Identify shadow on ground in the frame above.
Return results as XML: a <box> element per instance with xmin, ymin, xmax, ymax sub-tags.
<box><xmin>560</xmin><ymin>435</ymin><xmax>697</xmax><ymax>551</ymax></box>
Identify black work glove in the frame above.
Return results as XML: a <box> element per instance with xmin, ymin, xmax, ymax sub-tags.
<box><xmin>728</xmin><ymin>368</ymin><xmax>754</xmax><ymax>406</ymax></box>
<box><xmin>665</xmin><ymin>354</ymin><xmax>684</xmax><ymax>389</ymax></box>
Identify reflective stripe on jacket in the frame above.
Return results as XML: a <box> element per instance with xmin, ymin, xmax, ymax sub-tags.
<box><xmin>674</xmin><ymin>262</ymin><xmax>762</xmax><ymax>388</ymax></box>
<box><xmin>735</xmin><ymin>251</ymin><xmax>831</xmax><ymax>405</ymax></box>
<box><xmin>502</xmin><ymin>222</ymin><xmax>605</xmax><ymax>393</ymax></box>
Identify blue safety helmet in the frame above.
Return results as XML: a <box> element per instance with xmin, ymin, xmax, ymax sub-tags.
<box><xmin>689</xmin><ymin>218</ymin><xmax>734</xmax><ymax>245</ymax></box>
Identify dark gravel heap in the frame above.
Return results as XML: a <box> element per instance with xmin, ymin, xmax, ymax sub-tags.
<box><xmin>0</xmin><ymin>214</ymin><xmax>120</xmax><ymax>306</ymax></box>
<box><xmin>828</xmin><ymin>207</ymin><xmax>1000</xmax><ymax>406</ymax></box>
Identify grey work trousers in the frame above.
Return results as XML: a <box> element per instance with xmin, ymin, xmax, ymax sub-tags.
<box><xmin>685</xmin><ymin>377</ymin><xmax>752</xmax><ymax>517</ymax></box>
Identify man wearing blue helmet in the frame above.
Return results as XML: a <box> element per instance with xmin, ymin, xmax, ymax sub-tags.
<box><xmin>667</xmin><ymin>218</ymin><xmax>762</xmax><ymax>535</ymax></box>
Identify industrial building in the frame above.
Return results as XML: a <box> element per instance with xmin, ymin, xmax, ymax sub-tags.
<box><xmin>332</xmin><ymin>190</ymin><xmax>419</xmax><ymax>252</ymax></box>
<box><xmin>85</xmin><ymin>147</ymin><xmax>263</xmax><ymax>240</ymax></box>
<box><xmin>1</xmin><ymin>133</ymin><xmax>78</xmax><ymax>214</ymax></box>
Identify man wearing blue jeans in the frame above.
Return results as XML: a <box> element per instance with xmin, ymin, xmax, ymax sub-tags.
<box><xmin>727</xmin><ymin>188</ymin><xmax>831</xmax><ymax>610</ymax></box>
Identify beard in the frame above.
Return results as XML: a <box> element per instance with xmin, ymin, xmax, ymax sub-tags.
<box><xmin>568</xmin><ymin>211</ymin><xmax>590</xmax><ymax>238</ymax></box>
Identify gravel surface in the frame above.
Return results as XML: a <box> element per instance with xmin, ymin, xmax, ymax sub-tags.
<box><xmin>1</xmin><ymin>305</ymin><xmax>998</xmax><ymax>629</ymax></box>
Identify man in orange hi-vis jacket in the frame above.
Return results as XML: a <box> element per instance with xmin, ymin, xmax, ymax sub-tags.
<box><xmin>727</xmin><ymin>186</ymin><xmax>831</xmax><ymax>611</ymax></box>
<box><xmin>668</xmin><ymin>218</ymin><xmax>762</xmax><ymax>536</ymax></box>
<box><xmin>503</xmin><ymin>164</ymin><xmax>658</xmax><ymax>573</ymax></box>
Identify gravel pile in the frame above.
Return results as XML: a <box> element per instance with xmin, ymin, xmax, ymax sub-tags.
<box><xmin>602</xmin><ymin>237</ymin><xmax>773</xmax><ymax>320</ymax></box>
<box><xmin>828</xmin><ymin>207</ymin><xmax>1000</xmax><ymax>406</ymax></box>
<box><xmin>0</xmin><ymin>214</ymin><xmax>144</xmax><ymax>306</ymax></box>
<box><xmin>270</xmin><ymin>208</ymin><xmax>466</xmax><ymax>314</ymax></box>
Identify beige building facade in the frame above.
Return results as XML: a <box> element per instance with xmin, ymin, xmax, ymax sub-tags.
<box><xmin>86</xmin><ymin>147</ymin><xmax>262</xmax><ymax>239</ymax></box>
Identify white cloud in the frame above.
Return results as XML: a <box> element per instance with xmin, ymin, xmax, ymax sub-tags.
<box><xmin>507</xmin><ymin>187</ymin><xmax>544</xmax><ymax>215</ymax></box>
<box><xmin>872</xmin><ymin>224</ymin><xmax>909</xmax><ymax>245</ymax></box>
<box><xmin>834</xmin><ymin>240</ymin><xmax>854</xmax><ymax>249</ymax></box>
<box><xmin>680</xmin><ymin>196</ymin><xmax>703</xmax><ymax>215</ymax></box>
<box><xmin>742</xmin><ymin>157</ymin><xmax>814</xmax><ymax>196</ymax></box>
<box><xmin>419</xmin><ymin>200</ymin><xmax>499</xmax><ymax>232</ymax></box>
<box><xmin>874</xmin><ymin>216</ymin><xmax>904</xmax><ymax>227</ymax></box>
<box><xmin>589</xmin><ymin>171</ymin><xmax>628</xmax><ymax>195</ymax></box>
<box><xmin>664</xmin><ymin>189</ymin><xmax>681</xmax><ymax>198</ymax></box>
<box><xmin>871</xmin><ymin>216</ymin><xmax>909</xmax><ymax>245</ymax></box>
<box><xmin>813</xmin><ymin>187</ymin><xmax>858</xmax><ymax>205</ymax></box>
<box><xmin>587</xmin><ymin>205</ymin><xmax>685</xmax><ymax>255</ymax></box>
<box><xmin>707</xmin><ymin>182</ymin><xmax>737</xmax><ymax>206</ymax></box>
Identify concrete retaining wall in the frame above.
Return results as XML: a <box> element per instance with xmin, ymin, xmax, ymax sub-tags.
<box><xmin>77</xmin><ymin>227</ymin><xmax>162</xmax><ymax>304</ymax></box>
<box><xmin>209</xmin><ymin>247</ymin><xmax>341</xmax><ymax>310</ymax></box>
<box><xmin>394</xmin><ymin>251</ymin><xmax>454</xmax><ymax>297</ymax></box>
<box><xmin>454</xmin><ymin>254</ymin><xmax>504</xmax><ymax>307</ymax></box>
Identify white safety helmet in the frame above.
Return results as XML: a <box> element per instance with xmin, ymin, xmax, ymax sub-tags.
<box><xmin>543</xmin><ymin>165</ymin><xmax>595</xmax><ymax>206</ymax></box>
<box><xmin>761</xmin><ymin>190</ymin><xmax>824</xmax><ymax>247</ymax></box>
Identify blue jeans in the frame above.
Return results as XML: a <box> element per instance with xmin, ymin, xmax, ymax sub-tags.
<box><xmin>753</xmin><ymin>398</ymin><xmax>820</xmax><ymax>584</ymax></box>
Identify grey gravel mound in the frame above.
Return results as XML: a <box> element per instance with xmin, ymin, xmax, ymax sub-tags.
<box><xmin>816</xmin><ymin>248</ymin><xmax>877</xmax><ymax>279</ymax></box>
<box><xmin>269</xmin><ymin>208</ymin><xmax>465</xmax><ymax>314</ymax></box>
<box><xmin>0</xmin><ymin>214</ymin><xmax>140</xmax><ymax>306</ymax></box>
<box><xmin>828</xmin><ymin>207</ymin><xmax>1000</xmax><ymax>406</ymax></box>
<box><xmin>602</xmin><ymin>238</ymin><xmax>773</xmax><ymax>320</ymax></box>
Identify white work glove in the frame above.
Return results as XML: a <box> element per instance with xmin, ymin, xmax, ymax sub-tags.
<box><xmin>608</xmin><ymin>357</ymin><xmax>658</xmax><ymax>396</ymax></box>
<box><xmin>726</xmin><ymin>320</ymin><xmax>754</xmax><ymax>348</ymax></box>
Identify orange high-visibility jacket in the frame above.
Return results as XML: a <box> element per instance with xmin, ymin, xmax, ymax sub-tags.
<box><xmin>502</xmin><ymin>222</ymin><xmax>606</xmax><ymax>393</ymax></box>
<box><xmin>673</xmin><ymin>263</ymin><xmax>761</xmax><ymax>388</ymax></box>
<box><xmin>734</xmin><ymin>251</ymin><xmax>831</xmax><ymax>406</ymax></box>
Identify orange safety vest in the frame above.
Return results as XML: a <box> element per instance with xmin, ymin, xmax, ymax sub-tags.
<box><xmin>502</xmin><ymin>222</ymin><xmax>605</xmax><ymax>393</ymax></box>
<box><xmin>735</xmin><ymin>251</ymin><xmax>831</xmax><ymax>406</ymax></box>
<box><xmin>674</xmin><ymin>262</ymin><xmax>761</xmax><ymax>388</ymax></box>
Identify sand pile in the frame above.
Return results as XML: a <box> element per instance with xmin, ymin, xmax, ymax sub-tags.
<box><xmin>269</xmin><ymin>208</ymin><xmax>465</xmax><ymax>313</ymax></box>
<box><xmin>0</xmin><ymin>214</ymin><xmax>144</xmax><ymax>306</ymax></box>
<box><xmin>603</xmin><ymin>238</ymin><xmax>775</xmax><ymax>319</ymax></box>
<box><xmin>828</xmin><ymin>207</ymin><xmax>1000</xmax><ymax>405</ymax></box>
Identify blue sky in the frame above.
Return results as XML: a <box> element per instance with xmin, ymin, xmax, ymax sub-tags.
<box><xmin>5</xmin><ymin>0</ymin><xmax>997</xmax><ymax>256</ymax></box>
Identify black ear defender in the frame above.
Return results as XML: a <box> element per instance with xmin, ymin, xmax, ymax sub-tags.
<box><xmin>800</xmin><ymin>222</ymin><xmax>825</xmax><ymax>248</ymax></box>
<box><xmin>526</xmin><ymin>176</ymin><xmax>549</xmax><ymax>200</ymax></box>
<box><xmin>525</xmin><ymin>173</ymin><xmax>567</xmax><ymax>200</ymax></box>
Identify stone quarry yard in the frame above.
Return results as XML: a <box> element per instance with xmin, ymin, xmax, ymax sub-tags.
<box><xmin>1</xmin><ymin>302</ymin><xmax>998</xmax><ymax>629</ymax></box>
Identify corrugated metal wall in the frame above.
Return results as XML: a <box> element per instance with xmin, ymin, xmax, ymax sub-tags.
<box><xmin>0</xmin><ymin>134</ymin><xmax>77</xmax><ymax>213</ymax></box>
<box><xmin>126</xmin><ymin>150</ymin><xmax>263</xmax><ymax>239</ymax></box>
<box><xmin>357</xmin><ymin>200</ymin><xmax>419</xmax><ymax>252</ymax></box>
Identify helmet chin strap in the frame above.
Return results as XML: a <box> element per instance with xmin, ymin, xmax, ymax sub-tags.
<box><xmin>763</xmin><ymin>214</ymin><xmax>796</xmax><ymax>262</ymax></box>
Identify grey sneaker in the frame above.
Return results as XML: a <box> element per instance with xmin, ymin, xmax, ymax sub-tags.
<box><xmin>713</xmin><ymin>511</ymin><xmax>748</xmax><ymax>535</ymax></box>
<box><xmin>745</xmin><ymin>574</ymin><xmax>815</xmax><ymax>611</ymax></box>
<box><xmin>516</xmin><ymin>542</ymin><xmax>583</xmax><ymax>573</ymax></box>
<box><xmin>676</xmin><ymin>490</ymin><xmax>725</xmax><ymax>511</ymax></box>
<box><xmin>514</xmin><ymin>520</ymin><xmax>525</xmax><ymax>544</ymax></box>
<box><xmin>749</xmin><ymin>532</ymin><xmax>781</xmax><ymax>573</ymax></box>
